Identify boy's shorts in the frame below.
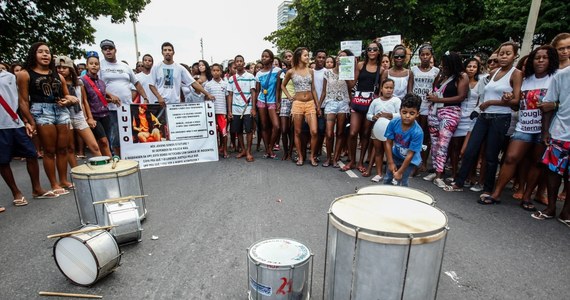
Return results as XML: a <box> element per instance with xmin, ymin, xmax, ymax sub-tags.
<box><xmin>216</xmin><ymin>114</ymin><xmax>227</xmax><ymax>136</ymax></box>
<box><xmin>0</xmin><ymin>128</ymin><xmax>37</xmax><ymax>164</ymax></box>
<box><xmin>542</xmin><ymin>138</ymin><xmax>570</xmax><ymax>180</ymax></box>
<box><xmin>230</xmin><ymin>115</ymin><xmax>253</xmax><ymax>135</ymax></box>
<box><xmin>30</xmin><ymin>102</ymin><xmax>70</xmax><ymax>125</ymax></box>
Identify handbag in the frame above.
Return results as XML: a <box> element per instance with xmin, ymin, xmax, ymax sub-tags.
<box><xmin>350</xmin><ymin>64</ymin><xmax>381</xmax><ymax>113</ymax></box>
<box><xmin>429</xmin><ymin>75</ymin><xmax>455</xmax><ymax>115</ymax></box>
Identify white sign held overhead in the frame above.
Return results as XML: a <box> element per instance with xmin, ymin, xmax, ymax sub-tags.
<box><xmin>340</xmin><ymin>41</ymin><xmax>363</xmax><ymax>57</ymax></box>
<box><xmin>379</xmin><ymin>35</ymin><xmax>402</xmax><ymax>52</ymax></box>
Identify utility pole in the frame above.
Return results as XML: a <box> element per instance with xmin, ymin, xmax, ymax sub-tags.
<box><xmin>133</xmin><ymin>20</ymin><xmax>140</xmax><ymax>63</ymax></box>
<box><xmin>200</xmin><ymin>38</ymin><xmax>204</xmax><ymax>60</ymax></box>
<box><xmin>520</xmin><ymin>0</ymin><xmax>542</xmax><ymax>57</ymax></box>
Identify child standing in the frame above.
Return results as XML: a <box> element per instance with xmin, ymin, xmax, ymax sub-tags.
<box><xmin>204</xmin><ymin>63</ymin><xmax>229</xmax><ymax>158</ymax></box>
<box><xmin>365</xmin><ymin>79</ymin><xmax>401</xmax><ymax>181</ymax></box>
<box><xmin>383</xmin><ymin>93</ymin><xmax>423</xmax><ymax>186</ymax></box>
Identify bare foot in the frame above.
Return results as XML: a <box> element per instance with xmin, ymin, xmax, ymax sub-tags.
<box><xmin>236</xmin><ymin>152</ymin><xmax>246</xmax><ymax>159</ymax></box>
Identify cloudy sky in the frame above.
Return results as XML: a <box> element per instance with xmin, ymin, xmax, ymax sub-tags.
<box><xmin>82</xmin><ymin>0</ymin><xmax>285</xmax><ymax>65</ymax></box>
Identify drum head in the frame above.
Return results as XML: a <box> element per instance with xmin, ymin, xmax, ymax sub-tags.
<box><xmin>330</xmin><ymin>194</ymin><xmax>447</xmax><ymax>236</ymax></box>
<box><xmin>71</xmin><ymin>160</ymin><xmax>139</xmax><ymax>177</ymax></box>
<box><xmin>249</xmin><ymin>238</ymin><xmax>311</xmax><ymax>267</ymax></box>
<box><xmin>372</xmin><ymin>117</ymin><xmax>390</xmax><ymax>141</ymax></box>
<box><xmin>54</xmin><ymin>237</ymin><xmax>98</xmax><ymax>285</ymax></box>
<box><xmin>88</xmin><ymin>156</ymin><xmax>111</xmax><ymax>165</ymax></box>
<box><xmin>357</xmin><ymin>185</ymin><xmax>434</xmax><ymax>205</ymax></box>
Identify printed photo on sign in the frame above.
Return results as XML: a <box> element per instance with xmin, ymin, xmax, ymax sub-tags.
<box><xmin>131</xmin><ymin>104</ymin><xmax>169</xmax><ymax>143</ymax></box>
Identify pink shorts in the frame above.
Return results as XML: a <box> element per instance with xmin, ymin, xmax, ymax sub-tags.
<box><xmin>256</xmin><ymin>101</ymin><xmax>276</xmax><ymax>110</ymax></box>
<box><xmin>216</xmin><ymin>114</ymin><xmax>227</xmax><ymax>136</ymax></box>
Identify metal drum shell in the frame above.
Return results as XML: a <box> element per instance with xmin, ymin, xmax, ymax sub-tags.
<box><xmin>324</xmin><ymin>193</ymin><xmax>448</xmax><ymax>300</ymax></box>
<box><xmin>71</xmin><ymin>160</ymin><xmax>146</xmax><ymax>225</ymax></box>
<box><xmin>102</xmin><ymin>201</ymin><xmax>142</xmax><ymax>245</ymax></box>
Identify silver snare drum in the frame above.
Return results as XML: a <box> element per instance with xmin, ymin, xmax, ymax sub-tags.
<box><xmin>324</xmin><ymin>194</ymin><xmax>448</xmax><ymax>300</ymax></box>
<box><xmin>99</xmin><ymin>200</ymin><xmax>142</xmax><ymax>245</ymax></box>
<box><xmin>53</xmin><ymin>225</ymin><xmax>122</xmax><ymax>286</ymax></box>
<box><xmin>248</xmin><ymin>238</ymin><xmax>313</xmax><ymax>299</ymax></box>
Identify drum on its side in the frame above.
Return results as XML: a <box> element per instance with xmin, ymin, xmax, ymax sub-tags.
<box><xmin>71</xmin><ymin>160</ymin><xmax>146</xmax><ymax>225</ymax></box>
<box><xmin>324</xmin><ymin>194</ymin><xmax>448</xmax><ymax>300</ymax></box>
<box><xmin>53</xmin><ymin>226</ymin><xmax>122</xmax><ymax>286</ymax></box>
<box><xmin>248</xmin><ymin>238</ymin><xmax>313</xmax><ymax>300</ymax></box>
<box><xmin>357</xmin><ymin>185</ymin><xmax>435</xmax><ymax>205</ymax></box>
<box><xmin>100</xmin><ymin>200</ymin><xmax>142</xmax><ymax>245</ymax></box>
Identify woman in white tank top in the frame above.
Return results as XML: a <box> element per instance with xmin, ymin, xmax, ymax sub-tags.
<box><xmin>445</xmin><ymin>42</ymin><xmax>523</xmax><ymax>202</ymax></box>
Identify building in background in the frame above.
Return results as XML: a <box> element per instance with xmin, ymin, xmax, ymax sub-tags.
<box><xmin>277</xmin><ymin>1</ymin><xmax>297</xmax><ymax>30</ymax></box>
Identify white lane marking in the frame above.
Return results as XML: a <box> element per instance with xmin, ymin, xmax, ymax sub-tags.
<box><xmin>444</xmin><ymin>271</ymin><xmax>462</xmax><ymax>287</ymax></box>
<box><xmin>337</xmin><ymin>161</ymin><xmax>358</xmax><ymax>178</ymax></box>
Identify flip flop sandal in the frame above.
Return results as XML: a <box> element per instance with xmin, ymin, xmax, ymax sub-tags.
<box><xmin>0</xmin><ymin>206</ymin><xmax>5</xmax><ymax>213</ymax></box>
<box><xmin>520</xmin><ymin>201</ymin><xmax>536</xmax><ymax>212</ymax></box>
<box><xmin>512</xmin><ymin>193</ymin><xmax>523</xmax><ymax>200</ymax></box>
<box><xmin>13</xmin><ymin>197</ymin><xmax>28</xmax><ymax>206</ymax></box>
<box><xmin>530</xmin><ymin>211</ymin><xmax>554</xmax><ymax>220</ymax></box>
<box><xmin>332</xmin><ymin>163</ymin><xmax>340</xmax><ymax>168</ymax></box>
<box><xmin>322</xmin><ymin>161</ymin><xmax>330</xmax><ymax>167</ymax></box>
<box><xmin>33</xmin><ymin>191</ymin><xmax>59</xmax><ymax>199</ymax></box>
<box><xmin>557</xmin><ymin>217</ymin><xmax>570</xmax><ymax>228</ymax></box>
<box><xmin>340</xmin><ymin>165</ymin><xmax>353</xmax><ymax>172</ymax></box>
<box><xmin>64</xmin><ymin>184</ymin><xmax>75</xmax><ymax>190</ymax></box>
<box><xmin>53</xmin><ymin>188</ymin><xmax>70</xmax><ymax>196</ymax></box>
<box><xmin>296</xmin><ymin>161</ymin><xmax>304</xmax><ymax>166</ymax></box>
<box><xmin>443</xmin><ymin>185</ymin><xmax>463</xmax><ymax>192</ymax></box>
<box><xmin>477</xmin><ymin>195</ymin><xmax>500</xmax><ymax>205</ymax></box>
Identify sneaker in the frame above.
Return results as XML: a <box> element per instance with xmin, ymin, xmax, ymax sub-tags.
<box><xmin>434</xmin><ymin>178</ymin><xmax>447</xmax><ymax>188</ymax></box>
<box><xmin>371</xmin><ymin>175</ymin><xmax>383</xmax><ymax>183</ymax></box>
<box><xmin>470</xmin><ymin>184</ymin><xmax>483</xmax><ymax>192</ymax></box>
<box><xmin>463</xmin><ymin>180</ymin><xmax>472</xmax><ymax>188</ymax></box>
<box><xmin>423</xmin><ymin>173</ymin><xmax>437</xmax><ymax>181</ymax></box>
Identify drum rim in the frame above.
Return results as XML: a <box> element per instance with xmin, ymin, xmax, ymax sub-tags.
<box><xmin>356</xmin><ymin>186</ymin><xmax>436</xmax><ymax>205</ymax></box>
<box><xmin>248</xmin><ymin>237</ymin><xmax>312</xmax><ymax>268</ymax></box>
<box><xmin>329</xmin><ymin>194</ymin><xmax>448</xmax><ymax>238</ymax></box>
<box><xmin>70</xmin><ymin>160</ymin><xmax>139</xmax><ymax>176</ymax></box>
<box><xmin>53</xmin><ymin>234</ymin><xmax>103</xmax><ymax>286</ymax></box>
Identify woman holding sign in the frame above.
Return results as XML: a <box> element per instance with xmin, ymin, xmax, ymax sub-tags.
<box><xmin>342</xmin><ymin>41</ymin><xmax>383</xmax><ymax>173</ymax></box>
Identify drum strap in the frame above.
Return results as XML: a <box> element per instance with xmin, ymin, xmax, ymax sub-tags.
<box><xmin>0</xmin><ymin>95</ymin><xmax>19</xmax><ymax>123</ymax></box>
<box><xmin>82</xmin><ymin>75</ymin><xmax>109</xmax><ymax>107</ymax></box>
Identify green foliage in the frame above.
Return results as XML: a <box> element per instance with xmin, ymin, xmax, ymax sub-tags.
<box><xmin>267</xmin><ymin>0</ymin><xmax>568</xmax><ymax>58</ymax></box>
<box><xmin>0</xmin><ymin>0</ymin><xmax>151</xmax><ymax>62</ymax></box>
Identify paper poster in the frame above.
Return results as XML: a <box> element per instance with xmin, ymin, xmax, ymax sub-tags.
<box><xmin>340</xmin><ymin>40</ymin><xmax>363</xmax><ymax>57</ymax></box>
<box><xmin>118</xmin><ymin>102</ymin><xmax>218</xmax><ymax>169</ymax></box>
<box><xmin>379</xmin><ymin>35</ymin><xmax>402</xmax><ymax>52</ymax></box>
<box><xmin>338</xmin><ymin>56</ymin><xmax>355</xmax><ymax>80</ymax></box>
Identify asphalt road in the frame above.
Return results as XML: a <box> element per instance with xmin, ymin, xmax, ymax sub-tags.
<box><xmin>0</xmin><ymin>151</ymin><xmax>568</xmax><ymax>300</ymax></box>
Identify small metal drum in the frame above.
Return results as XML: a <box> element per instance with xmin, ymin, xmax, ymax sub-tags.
<box><xmin>324</xmin><ymin>194</ymin><xmax>448</xmax><ymax>300</ymax></box>
<box><xmin>53</xmin><ymin>225</ymin><xmax>122</xmax><ymax>286</ymax></box>
<box><xmin>357</xmin><ymin>185</ymin><xmax>436</xmax><ymax>205</ymax></box>
<box><xmin>98</xmin><ymin>200</ymin><xmax>142</xmax><ymax>245</ymax></box>
<box><xmin>248</xmin><ymin>238</ymin><xmax>313</xmax><ymax>300</ymax></box>
<box><xmin>71</xmin><ymin>159</ymin><xmax>147</xmax><ymax>225</ymax></box>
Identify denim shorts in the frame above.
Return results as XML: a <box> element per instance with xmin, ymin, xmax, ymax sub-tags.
<box><xmin>30</xmin><ymin>102</ymin><xmax>70</xmax><ymax>125</ymax></box>
<box><xmin>511</xmin><ymin>131</ymin><xmax>541</xmax><ymax>144</ymax></box>
<box><xmin>69</xmin><ymin>108</ymin><xmax>89</xmax><ymax>130</ymax></box>
<box><xmin>324</xmin><ymin>100</ymin><xmax>350</xmax><ymax>115</ymax></box>
<box><xmin>0</xmin><ymin>127</ymin><xmax>37</xmax><ymax>164</ymax></box>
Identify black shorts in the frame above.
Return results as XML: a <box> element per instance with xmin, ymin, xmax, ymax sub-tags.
<box><xmin>93</xmin><ymin>115</ymin><xmax>111</xmax><ymax>140</ymax></box>
<box><xmin>231</xmin><ymin>115</ymin><xmax>253</xmax><ymax>134</ymax></box>
<box><xmin>0</xmin><ymin>127</ymin><xmax>37</xmax><ymax>164</ymax></box>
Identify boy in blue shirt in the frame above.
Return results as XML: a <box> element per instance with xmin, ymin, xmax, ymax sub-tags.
<box><xmin>383</xmin><ymin>93</ymin><xmax>424</xmax><ymax>186</ymax></box>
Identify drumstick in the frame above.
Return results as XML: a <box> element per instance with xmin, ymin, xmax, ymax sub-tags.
<box><xmin>39</xmin><ymin>291</ymin><xmax>103</xmax><ymax>298</ymax></box>
<box><xmin>47</xmin><ymin>226</ymin><xmax>116</xmax><ymax>239</ymax></box>
<box><xmin>92</xmin><ymin>194</ymin><xmax>148</xmax><ymax>205</ymax></box>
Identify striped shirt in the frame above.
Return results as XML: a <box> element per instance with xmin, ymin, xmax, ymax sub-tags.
<box><xmin>227</xmin><ymin>72</ymin><xmax>256</xmax><ymax>115</ymax></box>
<box><xmin>204</xmin><ymin>78</ymin><xmax>228</xmax><ymax>114</ymax></box>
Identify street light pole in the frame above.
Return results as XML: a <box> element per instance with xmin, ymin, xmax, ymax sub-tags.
<box><xmin>133</xmin><ymin>20</ymin><xmax>140</xmax><ymax>64</ymax></box>
<box><xmin>200</xmin><ymin>38</ymin><xmax>204</xmax><ymax>60</ymax></box>
<box><xmin>520</xmin><ymin>0</ymin><xmax>542</xmax><ymax>57</ymax></box>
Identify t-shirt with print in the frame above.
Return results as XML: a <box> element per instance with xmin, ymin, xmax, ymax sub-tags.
<box><xmin>384</xmin><ymin>118</ymin><xmax>423</xmax><ymax>167</ymax></box>
<box><xmin>228</xmin><ymin>72</ymin><xmax>256</xmax><ymax>115</ymax></box>
<box><xmin>255</xmin><ymin>67</ymin><xmax>281</xmax><ymax>104</ymax></box>
<box><xmin>411</xmin><ymin>66</ymin><xmax>439</xmax><ymax>115</ymax></box>
<box><xmin>204</xmin><ymin>78</ymin><xmax>228</xmax><ymax>114</ymax></box>
<box><xmin>313</xmin><ymin>68</ymin><xmax>326</xmax><ymax>107</ymax></box>
<box><xmin>0</xmin><ymin>71</ymin><xmax>23</xmax><ymax>129</ymax></box>
<box><xmin>323</xmin><ymin>69</ymin><xmax>350</xmax><ymax>106</ymax></box>
<box><xmin>516</xmin><ymin>74</ymin><xmax>553</xmax><ymax>134</ymax></box>
<box><xmin>543</xmin><ymin>67</ymin><xmax>570</xmax><ymax>141</ymax></box>
<box><xmin>150</xmin><ymin>61</ymin><xmax>195</xmax><ymax>104</ymax></box>
<box><xmin>99</xmin><ymin>59</ymin><xmax>138</xmax><ymax>110</ymax></box>
<box><xmin>135</xmin><ymin>72</ymin><xmax>158</xmax><ymax>103</ymax></box>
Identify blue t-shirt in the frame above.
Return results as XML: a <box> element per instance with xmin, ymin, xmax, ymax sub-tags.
<box><xmin>255</xmin><ymin>67</ymin><xmax>281</xmax><ymax>104</ymax></box>
<box><xmin>384</xmin><ymin>118</ymin><xmax>423</xmax><ymax>166</ymax></box>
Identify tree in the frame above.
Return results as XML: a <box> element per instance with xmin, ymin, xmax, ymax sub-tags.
<box><xmin>0</xmin><ymin>0</ymin><xmax>151</xmax><ymax>63</ymax></box>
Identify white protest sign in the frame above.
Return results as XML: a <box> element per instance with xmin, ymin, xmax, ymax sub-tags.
<box><xmin>340</xmin><ymin>40</ymin><xmax>363</xmax><ymax>56</ymax></box>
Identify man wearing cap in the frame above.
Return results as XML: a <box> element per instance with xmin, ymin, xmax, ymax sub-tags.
<box><xmin>149</xmin><ymin>42</ymin><xmax>214</xmax><ymax>105</ymax></box>
<box><xmin>99</xmin><ymin>39</ymin><xmax>151</xmax><ymax>156</ymax></box>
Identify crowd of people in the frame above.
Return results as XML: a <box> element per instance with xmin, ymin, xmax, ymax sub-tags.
<box><xmin>1</xmin><ymin>33</ymin><xmax>569</xmax><ymax>228</ymax></box>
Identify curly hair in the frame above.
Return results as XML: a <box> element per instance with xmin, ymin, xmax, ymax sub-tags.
<box><xmin>524</xmin><ymin>45</ymin><xmax>559</xmax><ymax>78</ymax></box>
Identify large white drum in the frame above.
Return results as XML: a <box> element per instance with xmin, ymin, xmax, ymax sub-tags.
<box><xmin>99</xmin><ymin>200</ymin><xmax>142</xmax><ymax>245</ymax></box>
<box><xmin>324</xmin><ymin>194</ymin><xmax>448</xmax><ymax>300</ymax></box>
<box><xmin>71</xmin><ymin>160</ymin><xmax>147</xmax><ymax>225</ymax></box>
<box><xmin>248</xmin><ymin>238</ymin><xmax>313</xmax><ymax>300</ymax></box>
<box><xmin>357</xmin><ymin>185</ymin><xmax>436</xmax><ymax>205</ymax></box>
<box><xmin>53</xmin><ymin>226</ymin><xmax>122</xmax><ymax>286</ymax></box>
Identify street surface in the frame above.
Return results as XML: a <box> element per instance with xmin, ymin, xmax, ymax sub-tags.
<box><xmin>0</xmin><ymin>151</ymin><xmax>568</xmax><ymax>299</ymax></box>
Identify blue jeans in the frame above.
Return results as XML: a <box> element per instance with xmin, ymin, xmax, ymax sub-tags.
<box><xmin>384</xmin><ymin>155</ymin><xmax>416</xmax><ymax>187</ymax></box>
<box><xmin>108</xmin><ymin>110</ymin><xmax>120</xmax><ymax>149</ymax></box>
<box><xmin>455</xmin><ymin>113</ymin><xmax>511</xmax><ymax>192</ymax></box>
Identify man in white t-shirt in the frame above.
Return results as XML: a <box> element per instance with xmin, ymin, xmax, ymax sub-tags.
<box><xmin>135</xmin><ymin>54</ymin><xmax>158</xmax><ymax>103</ymax></box>
<box><xmin>313</xmin><ymin>49</ymin><xmax>327</xmax><ymax>160</ymax></box>
<box><xmin>99</xmin><ymin>39</ymin><xmax>151</xmax><ymax>156</ymax></box>
<box><xmin>1</xmin><ymin>70</ymin><xmax>57</xmax><ymax>212</ymax></box>
<box><xmin>149</xmin><ymin>42</ymin><xmax>214</xmax><ymax>105</ymax></box>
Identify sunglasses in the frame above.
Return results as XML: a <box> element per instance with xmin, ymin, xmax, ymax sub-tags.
<box><xmin>393</xmin><ymin>55</ymin><xmax>405</xmax><ymax>59</ymax></box>
<box><xmin>487</xmin><ymin>59</ymin><xmax>498</xmax><ymax>64</ymax></box>
<box><xmin>101</xmin><ymin>46</ymin><xmax>114</xmax><ymax>51</ymax></box>
<box><xmin>367</xmin><ymin>47</ymin><xmax>379</xmax><ymax>52</ymax></box>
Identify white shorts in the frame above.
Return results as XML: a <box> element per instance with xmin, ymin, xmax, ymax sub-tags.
<box><xmin>69</xmin><ymin>109</ymin><xmax>89</xmax><ymax>130</ymax></box>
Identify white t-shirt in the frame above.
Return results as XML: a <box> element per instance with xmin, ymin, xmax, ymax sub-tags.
<box><xmin>135</xmin><ymin>72</ymin><xmax>158</xmax><ymax>103</ymax></box>
<box><xmin>204</xmin><ymin>78</ymin><xmax>228</xmax><ymax>114</ymax></box>
<box><xmin>228</xmin><ymin>72</ymin><xmax>256</xmax><ymax>115</ymax></box>
<box><xmin>150</xmin><ymin>61</ymin><xmax>195</xmax><ymax>104</ymax></box>
<box><xmin>515</xmin><ymin>74</ymin><xmax>553</xmax><ymax>134</ymax></box>
<box><xmin>544</xmin><ymin>67</ymin><xmax>570</xmax><ymax>141</ymax></box>
<box><xmin>411</xmin><ymin>66</ymin><xmax>440</xmax><ymax>115</ymax></box>
<box><xmin>0</xmin><ymin>71</ymin><xmax>23</xmax><ymax>129</ymax></box>
<box><xmin>99</xmin><ymin>59</ymin><xmax>138</xmax><ymax>110</ymax></box>
<box><xmin>366</xmin><ymin>96</ymin><xmax>401</xmax><ymax>122</ymax></box>
<box><xmin>313</xmin><ymin>67</ymin><xmax>326</xmax><ymax>107</ymax></box>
